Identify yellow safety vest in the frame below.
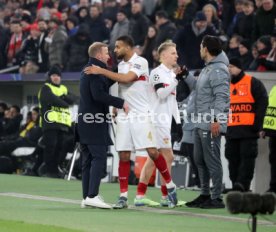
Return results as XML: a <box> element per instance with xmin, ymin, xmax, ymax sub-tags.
<box><xmin>263</xmin><ymin>85</ymin><xmax>276</xmax><ymax>131</ymax></box>
<box><xmin>20</xmin><ymin>121</ymin><xmax>35</xmax><ymax>137</ymax></box>
<box><xmin>38</xmin><ymin>83</ymin><xmax>72</xmax><ymax>127</ymax></box>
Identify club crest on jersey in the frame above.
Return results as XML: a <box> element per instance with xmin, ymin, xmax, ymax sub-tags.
<box><xmin>153</xmin><ymin>74</ymin><xmax>160</xmax><ymax>82</ymax></box>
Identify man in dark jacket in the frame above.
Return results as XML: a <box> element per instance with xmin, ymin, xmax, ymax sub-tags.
<box><xmin>78</xmin><ymin>42</ymin><xmax>128</xmax><ymax>209</ymax></box>
<box><xmin>62</xmin><ymin>24</ymin><xmax>90</xmax><ymax>71</ymax></box>
<box><xmin>0</xmin><ymin>105</ymin><xmax>23</xmax><ymax>140</ymax></box>
<box><xmin>154</xmin><ymin>10</ymin><xmax>177</xmax><ymax>49</ymax></box>
<box><xmin>226</xmin><ymin>58</ymin><xmax>268</xmax><ymax>192</ymax></box>
<box><xmin>38</xmin><ymin>66</ymin><xmax>74</xmax><ymax>178</ymax></box>
<box><xmin>173</xmin><ymin>11</ymin><xmax>216</xmax><ymax>68</ymax></box>
<box><xmin>252</xmin><ymin>0</ymin><xmax>276</xmax><ymax>41</ymax></box>
<box><xmin>128</xmin><ymin>2</ymin><xmax>149</xmax><ymax>46</ymax></box>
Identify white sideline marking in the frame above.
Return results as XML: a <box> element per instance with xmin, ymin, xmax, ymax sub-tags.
<box><xmin>0</xmin><ymin>192</ymin><xmax>275</xmax><ymax>227</ymax></box>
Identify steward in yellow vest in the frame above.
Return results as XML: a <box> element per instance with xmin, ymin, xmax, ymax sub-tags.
<box><xmin>261</xmin><ymin>85</ymin><xmax>276</xmax><ymax>193</ymax></box>
<box><xmin>225</xmin><ymin>58</ymin><xmax>268</xmax><ymax>192</ymax></box>
<box><xmin>38</xmin><ymin>66</ymin><xmax>74</xmax><ymax>178</ymax></box>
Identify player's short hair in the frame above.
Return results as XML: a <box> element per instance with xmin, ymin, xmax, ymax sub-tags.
<box><xmin>157</xmin><ymin>41</ymin><xmax>176</xmax><ymax>56</ymax></box>
<box><xmin>202</xmin><ymin>35</ymin><xmax>222</xmax><ymax>56</ymax></box>
<box><xmin>116</xmin><ymin>35</ymin><xmax>134</xmax><ymax>48</ymax></box>
<box><xmin>88</xmin><ymin>42</ymin><xmax>108</xmax><ymax>58</ymax></box>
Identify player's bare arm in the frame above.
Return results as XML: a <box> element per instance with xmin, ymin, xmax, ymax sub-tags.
<box><xmin>84</xmin><ymin>65</ymin><xmax>137</xmax><ymax>83</ymax></box>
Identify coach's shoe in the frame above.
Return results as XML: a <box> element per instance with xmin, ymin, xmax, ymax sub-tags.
<box><xmin>200</xmin><ymin>198</ymin><xmax>225</xmax><ymax>209</ymax></box>
<box><xmin>134</xmin><ymin>197</ymin><xmax>160</xmax><ymax>207</ymax></box>
<box><xmin>185</xmin><ymin>194</ymin><xmax>210</xmax><ymax>208</ymax></box>
<box><xmin>84</xmin><ymin>196</ymin><xmax>112</xmax><ymax>209</ymax></box>
<box><xmin>113</xmin><ymin>196</ymin><xmax>128</xmax><ymax>209</ymax></box>
<box><xmin>167</xmin><ymin>185</ymin><xmax>178</xmax><ymax>207</ymax></box>
<box><xmin>160</xmin><ymin>197</ymin><xmax>186</xmax><ymax>207</ymax></box>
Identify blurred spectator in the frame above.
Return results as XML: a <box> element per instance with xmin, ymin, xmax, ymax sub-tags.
<box><xmin>0</xmin><ymin>23</ymin><xmax>9</xmax><ymax>69</ymax></box>
<box><xmin>0</xmin><ymin>102</ymin><xmax>8</xmax><ymax>133</ymax></box>
<box><xmin>0</xmin><ymin>107</ymin><xmax>42</xmax><ymax>157</ymax></box>
<box><xmin>6</xmin><ymin>20</ymin><xmax>27</xmax><ymax>67</ymax></box>
<box><xmin>255</xmin><ymin>0</ymin><xmax>262</xmax><ymax>8</ymax></box>
<box><xmin>128</xmin><ymin>2</ymin><xmax>149</xmax><ymax>46</ymax></box>
<box><xmin>20</xmin><ymin>10</ymin><xmax>33</xmax><ymax>33</ymax></box>
<box><xmin>221</xmin><ymin>0</ymin><xmax>235</xmax><ymax>33</ymax></box>
<box><xmin>226</xmin><ymin>58</ymin><xmax>268</xmax><ymax>191</ymax></box>
<box><xmin>158</xmin><ymin>0</ymin><xmax>178</xmax><ymax>19</ymax></box>
<box><xmin>45</xmin><ymin>17</ymin><xmax>68</xmax><ymax>68</ymax></box>
<box><xmin>0</xmin><ymin>102</ymin><xmax>7</xmax><ymax>120</ymax></box>
<box><xmin>118</xmin><ymin>0</ymin><xmax>131</xmax><ymax>18</ymax></box>
<box><xmin>37</xmin><ymin>18</ymin><xmax>49</xmax><ymax>72</ymax></box>
<box><xmin>62</xmin><ymin>24</ymin><xmax>90</xmax><ymax>71</ymax></box>
<box><xmin>142</xmin><ymin>0</ymin><xmax>158</xmax><ymax>20</ymax></box>
<box><xmin>75</xmin><ymin>6</ymin><xmax>89</xmax><ymax>24</ymax></box>
<box><xmin>227</xmin><ymin>34</ymin><xmax>243</xmax><ymax>59</ymax></box>
<box><xmin>65</xmin><ymin>16</ymin><xmax>79</xmax><ymax>36</ymax></box>
<box><xmin>87</xmin><ymin>4</ymin><xmax>110</xmax><ymax>43</ymax></box>
<box><xmin>253</xmin><ymin>0</ymin><xmax>276</xmax><ymax>41</ymax></box>
<box><xmin>141</xmin><ymin>25</ymin><xmax>158</xmax><ymax>69</ymax></box>
<box><xmin>0</xmin><ymin>105</ymin><xmax>22</xmax><ymax>140</ymax></box>
<box><xmin>238</xmin><ymin>39</ymin><xmax>253</xmax><ymax>70</ymax></box>
<box><xmin>102</xmin><ymin>0</ymin><xmax>118</xmax><ymax>24</ymax></box>
<box><xmin>256</xmin><ymin>34</ymin><xmax>276</xmax><ymax>70</ymax></box>
<box><xmin>61</xmin><ymin>11</ymin><xmax>69</xmax><ymax>25</ymax></box>
<box><xmin>233</xmin><ymin>0</ymin><xmax>255</xmax><ymax>43</ymax></box>
<box><xmin>20</xmin><ymin>23</ymin><xmax>41</xmax><ymax>69</ymax></box>
<box><xmin>174</xmin><ymin>11</ymin><xmax>216</xmax><ymax>68</ymax></box>
<box><xmin>154</xmin><ymin>10</ymin><xmax>177</xmax><ymax>49</ymax></box>
<box><xmin>255</xmin><ymin>35</ymin><xmax>272</xmax><ymax>71</ymax></box>
<box><xmin>203</xmin><ymin>3</ymin><xmax>223</xmax><ymax>35</ymax></box>
<box><xmin>173</xmin><ymin>0</ymin><xmax>197</xmax><ymax>29</ymax></box>
<box><xmin>227</xmin><ymin>0</ymin><xmax>244</xmax><ymax>37</ymax></box>
<box><xmin>19</xmin><ymin>60</ymin><xmax>39</xmax><ymax>74</ymax></box>
<box><xmin>109</xmin><ymin>10</ymin><xmax>129</xmax><ymax>50</ymax></box>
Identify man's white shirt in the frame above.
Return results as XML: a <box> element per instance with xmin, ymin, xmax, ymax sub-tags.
<box><xmin>150</xmin><ymin>63</ymin><xmax>180</xmax><ymax>128</ymax></box>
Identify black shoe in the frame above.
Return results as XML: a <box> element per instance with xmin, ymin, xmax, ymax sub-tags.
<box><xmin>185</xmin><ymin>194</ymin><xmax>210</xmax><ymax>208</ymax></box>
<box><xmin>232</xmin><ymin>182</ymin><xmax>245</xmax><ymax>192</ymax></box>
<box><xmin>200</xmin><ymin>198</ymin><xmax>225</xmax><ymax>209</ymax></box>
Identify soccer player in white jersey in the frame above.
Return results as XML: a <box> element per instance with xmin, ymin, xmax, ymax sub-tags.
<box><xmin>84</xmin><ymin>36</ymin><xmax>178</xmax><ymax>208</ymax></box>
<box><xmin>138</xmin><ymin>42</ymin><xmax>186</xmax><ymax>207</ymax></box>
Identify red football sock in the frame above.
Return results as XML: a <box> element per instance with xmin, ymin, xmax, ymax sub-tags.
<box><xmin>137</xmin><ymin>182</ymin><xmax>148</xmax><ymax>196</ymax></box>
<box><xmin>161</xmin><ymin>185</ymin><xmax>168</xmax><ymax>197</ymax></box>
<box><xmin>153</xmin><ymin>153</ymin><xmax>172</xmax><ymax>183</ymax></box>
<box><xmin>118</xmin><ymin>160</ymin><xmax>130</xmax><ymax>193</ymax></box>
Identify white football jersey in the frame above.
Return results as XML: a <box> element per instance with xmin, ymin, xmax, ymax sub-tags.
<box><xmin>117</xmin><ymin>53</ymin><xmax>152</xmax><ymax>116</ymax></box>
<box><xmin>150</xmin><ymin>63</ymin><xmax>180</xmax><ymax>128</ymax></box>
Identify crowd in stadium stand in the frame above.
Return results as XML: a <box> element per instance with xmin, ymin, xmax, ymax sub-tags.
<box><xmin>0</xmin><ymin>0</ymin><xmax>276</xmax><ymax>72</ymax></box>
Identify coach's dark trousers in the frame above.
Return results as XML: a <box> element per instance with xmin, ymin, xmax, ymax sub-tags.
<box><xmin>194</xmin><ymin>128</ymin><xmax>222</xmax><ymax>199</ymax></box>
<box><xmin>81</xmin><ymin>144</ymin><xmax>107</xmax><ymax>199</ymax></box>
<box><xmin>225</xmin><ymin>138</ymin><xmax>258</xmax><ymax>191</ymax></box>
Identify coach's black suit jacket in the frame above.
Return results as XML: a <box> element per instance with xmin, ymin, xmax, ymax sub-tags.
<box><xmin>77</xmin><ymin>57</ymin><xmax>124</xmax><ymax>145</ymax></box>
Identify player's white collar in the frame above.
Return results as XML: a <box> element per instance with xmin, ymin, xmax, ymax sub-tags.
<box><xmin>122</xmin><ymin>52</ymin><xmax>138</xmax><ymax>64</ymax></box>
<box><xmin>160</xmin><ymin>63</ymin><xmax>173</xmax><ymax>73</ymax></box>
